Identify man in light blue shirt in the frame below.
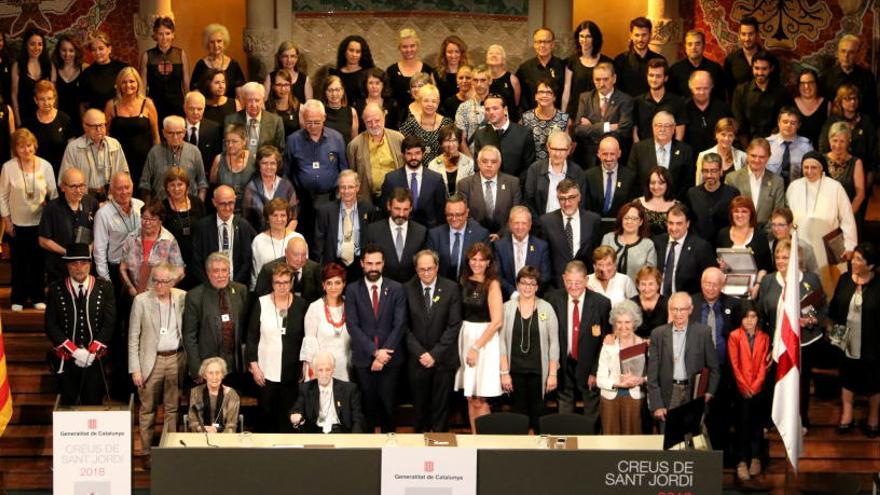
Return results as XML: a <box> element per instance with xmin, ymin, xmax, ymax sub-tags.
<box><xmin>766</xmin><ymin>107</ymin><xmax>812</xmax><ymax>185</ymax></box>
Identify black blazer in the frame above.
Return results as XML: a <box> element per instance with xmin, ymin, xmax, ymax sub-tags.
<box><xmin>426</xmin><ymin>219</ymin><xmax>490</xmax><ymax>281</ymax></box>
<box><xmin>627</xmin><ymin>138</ymin><xmax>695</xmax><ymax>201</ymax></box>
<box><xmin>245</xmin><ymin>294</ymin><xmax>307</xmax><ymax>383</ymax></box>
<box><xmin>380</xmin><ymin>167</ymin><xmax>447</xmax><ymax>229</ymax></box>
<box><xmin>364</xmin><ymin>219</ymin><xmax>427</xmax><ymax>283</ymax></box>
<box><xmin>253</xmin><ymin>257</ymin><xmax>323</xmax><ymax>303</ymax></box>
<box><xmin>457</xmin><ymin>172</ymin><xmax>522</xmax><ymax>235</ymax></box>
<box><xmin>404</xmin><ymin>277</ymin><xmax>463</xmax><ymax>370</ymax></box>
<box><xmin>344</xmin><ymin>277</ymin><xmax>408</xmax><ymax>368</ymax></box>
<box><xmin>583</xmin><ymin>165</ymin><xmax>639</xmax><ymax>217</ymax></box>
<box><xmin>546</xmin><ymin>288</ymin><xmax>612</xmax><ymax>389</ymax></box>
<box><xmin>45</xmin><ymin>277</ymin><xmax>115</xmax><ymax>350</ymax></box>
<box><xmin>523</xmin><ymin>159</ymin><xmax>587</xmax><ymax>219</ymax></box>
<box><xmin>538</xmin><ymin>209</ymin><xmax>602</xmax><ymax>286</ymax></box>
<box><xmin>191</xmin><ymin>215</ymin><xmax>257</xmax><ymax>286</ymax></box>
<box><xmin>194</xmin><ymin>119</ymin><xmax>222</xmax><ymax>173</ymax></box>
<box><xmin>290</xmin><ymin>379</ymin><xmax>365</xmax><ymax>433</ymax></box>
<box><xmin>182</xmin><ymin>282</ymin><xmax>249</xmax><ymax>377</ymax></box>
<box><xmin>472</xmin><ymin>122</ymin><xmax>537</xmax><ymax>180</ymax></box>
<box><xmin>651</xmin><ymin>232</ymin><xmax>716</xmax><ymax>295</ymax></box>
<box><xmin>572</xmin><ymin>89</ymin><xmax>634</xmax><ymax>167</ymax></box>
<box><xmin>312</xmin><ymin>200</ymin><xmax>377</xmax><ymax>264</ymax></box>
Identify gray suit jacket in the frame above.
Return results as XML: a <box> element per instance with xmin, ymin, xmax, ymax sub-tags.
<box><xmin>128</xmin><ymin>288</ymin><xmax>187</xmax><ymax>378</ymax></box>
<box><xmin>225</xmin><ymin>111</ymin><xmax>286</xmax><ymax>153</ymax></box>
<box><xmin>646</xmin><ymin>322</ymin><xmax>720</xmax><ymax>411</ymax></box>
<box><xmin>724</xmin><ymin>167</ymin><xmax>786</xmax><ymax>227</ymax></box>
<box><xmin>183</xmin><ymin>282</ymin><xmax>249</xmax><ymax>378</ymax></box>
<box><xmin>346</xmin><ymin>129</ymin><xmax>405</xmax><ymax>204</ymax></box>
<box><xmin>457</xmin><ymin>172</ymin><xmax>522</xmax><ymax>235</ymax></box>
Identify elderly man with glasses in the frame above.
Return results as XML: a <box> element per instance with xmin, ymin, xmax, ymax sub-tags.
<box><xmin>59</xmin><ymin>109</ymin><xmax>129</xmax><ymax>202</ymax></box>
<box><xmin>140</xmin><ymin>115</ymin><xmax>208</xmax><ymax>202</ymax></box>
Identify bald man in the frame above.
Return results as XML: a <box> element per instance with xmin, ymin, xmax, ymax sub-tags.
<box><xmin>191</xmin><ymin>185</ymin><xmax>257</xmax><ymax>285</ymax></box>
<box><xmin>690</xmin><ymin>266</ymin><xmax>740</xmax><ymax>460</ymax></box>
<box><xmin>253</xmin><ymin>236</ymin><xmax>322</xmax><ymax>303</ymax></box>
<box><xmin>59</xmin><ymin>108</ymin><xmax>129</xmax><ymax>201</ymax></box>
<box><xmin>346</xmin><ymin>103</ymin><xmax>405</xmax><ymax>205</ymax></box>
<box><xmin>39</xmin><ymin>167</ymin><xmax>100</xmax><ymax>282</ymax></box>
<box><xmin>140</xmin><ymin>115</ymin><xmax>208</xmax><ymax>202</ymax></box>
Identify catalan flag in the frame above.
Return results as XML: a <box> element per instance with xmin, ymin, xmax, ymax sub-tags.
<box><xmin>0</xmin><ymin>314</ymin><xmax>11</xmax><ymax>437</ymax></box>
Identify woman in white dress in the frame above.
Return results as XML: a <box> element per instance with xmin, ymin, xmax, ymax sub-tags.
<box><xmin>301</xmin><ymin>262</ymin><xmax>351</xmax><ymax>381</ymax></box>
<box><xmin>786</xmin><ymin>150</ymin><xmax>857</xmax><ymax>296</ymax></box>
<box><xmin>455</xmin><ymin>242</ymin><xmax>503</xmax><ymax>433</ymax></box>
<box><xmin>250</xmin><ymin>197</ymin><xmax>303</xmax><ymax>289</ymax></box>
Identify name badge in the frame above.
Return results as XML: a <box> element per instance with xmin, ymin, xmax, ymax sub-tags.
<box><xmin>212</xmin><ymin>423</ymin><xmax>221</xmax><ymax>429</ymax></box>
<box><xmin>160</xmin><ymin>327</ymin><xmax>168</xmax><ymax>336</ymax></box>
<box><xmin>221</xmin><ymin>314</ymin><xmax>231</xmax><ymax>323</ymax></box>
<box><xmin>312</xmin><ymin>161</ymin><xmax>321</xmax><ymax>169</ymax></box>
<box><xmin>280</xmin><ymin>327</ymin><xmax>287</xmax><ymax>336</ymax></box>
<box><xmin>249</xmin><ymin>137</ymin><xmax>258</xmax><ymax>147</ymax></box>
<box><xmin>182</xmin><ymin>226</ymin><xmax>191</xmax><ymax>236</ymax></box>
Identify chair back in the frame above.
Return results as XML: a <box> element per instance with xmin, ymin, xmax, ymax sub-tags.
<box><xmin>475</xmin><ymin>412</ymin><xmax>530</xmax><ymax>435</ymax></box>
<box><xmin>538</xmin><ymin>413</ymin><xmax>593</xmax><ymax>435</ymax></box>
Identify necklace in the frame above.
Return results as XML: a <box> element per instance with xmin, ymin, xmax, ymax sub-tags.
<box><xmin>274</xmin><ymin>292</ymin><xmax>291</xmax><ymax>334</ymax></box>
<box><xmin>19</xmin><ymin>158</ymin><xmax>36</xmax><ymax>200</ymax></box>
<box><xmin>323</xmin><ymin>297</ymin><xmax>346</xmax><ymax>331</ymax></box>
<box><xmin>518</xmin><ymin>303</ymin><xmax>535</xmax><ymax>354</ymax></box>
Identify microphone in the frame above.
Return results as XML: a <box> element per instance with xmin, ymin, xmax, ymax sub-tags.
<box><xmin>192</xmin><ymin>402</ymin><xmax>218</xmax><ymax>447</ymax></box>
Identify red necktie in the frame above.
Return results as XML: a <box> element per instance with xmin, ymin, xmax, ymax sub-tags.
<box><xmin>571</xmin><ymin>298</ymin><xmax>580</xmax><ymax>360</ymax></box>
<box><xmin>371</xmin><ymin>284</ymin><xmax>379</xmax><ymax>319</ymax></box>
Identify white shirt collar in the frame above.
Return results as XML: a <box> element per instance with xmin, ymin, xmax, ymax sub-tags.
<box><xmin>216</xmin><ymin>215</ymin><xmax>234</xmax><ymax>227</ymax></box>
<box><xmin>366</xmin><ymin>276</ymin><xmax>384</xmax><ymax>289</ymax></box>
<box><xmin>388</xmin><ymin>218</ymin><xmax>408</xmax><ymax>232</ymax></box>
<box><xmin>481</xmin><ymin>174</ymin><xmax>498</xmax><ymax>184</ymax></box>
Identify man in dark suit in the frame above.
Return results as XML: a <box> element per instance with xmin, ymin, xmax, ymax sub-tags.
<box><xmin>627</xmin><ymin>110</ymin><xmax>694</xmax><ymax>201</ymax></box>
<box><xmin>380</xmin><ymin>135</ymin><xmax>447</xmax><ymax>229</ymax></box>
<box><xmin>647</xmin><ymin>292</ymin><xmax>720</xmax><ymax>429</ymax></box>
<box><xmin>539</xmin><ymin>179</ymin><xmax>601</xmax><ymax>287</ymax></box>
<box><xmin>690</xmin><ymin>266</ymin><xmax>740</xmax><ymax>461</ymax></box>
<box><xmin>471</xmin><ymin>94</ymin><xmax>536</xmax><ymax>180</ymax></box>
<box><xmin>289</xmin><ymin>351</ymin><xmax>365</xmax><ymax>433</ymax></box>
<box><xmin>404</xmin><ymin>250</ymin><xmax>462</xmax><ymax>432</ymax></box>
<box><xmin>182</xmin><ymin>252</ymin><xmax>249</xmax><ymax>386</ymax></box>
<box><xmin>345</xmin><ymin>243</ymin><xmax>408</xmax><ymax>432</ymax></box>
<box><xmin>364</xmin><ymin>188</ymin><xmax>426</xmax><ymax>283</ymax></box>
<box><xmin>573</xmin><ymin>62</ymin><xmax>634</xmax><ymax>167</ymax></box>
<box><xmin>523</xmin><ymin>130</ymin><xmax>586</xmax><ymax>220</ymax></box>
<box><xmin>253</xmin><ymin>237</ymin><xmax>322</xmax><ymax>303</ymax></box>
<box><xmin>224</xmin><ymin>82</ymin><xmax>285</xmax><ymax>155</ymax></box>
<box><xmin>457</xmin><ymin>145</ymin><xmax>521</xmax><ymax>237</ymax></box>
<box><xmin>426</xmin><ymin>193</ymin><xmax>489</xmax><ymax>281</ymax></box>
<box><xmin>184</xmin><ymin>91</ymin><xmax>222</xmax><ymax>171</ymax></box>
<box><xmin>192</xmin><ymin>185</ymin><xmax>257</xmax><ymax>286</ymax></box>
<box><xmin>313</xmin><ymin>169</ymin><xmax>376</xmax><ymax>282</ymax></box>
<box><xmin>545</xmin><ymin>260</ymin><xmax>612</xmax><ymax>433</ymax></box>
<box><xmin>584</xmin><ymin>135</ymin><xmax>639</xmax><ymax>218</ymax></box>
<box><xmin>652</xmin><ymin>204</ymin><xmax>716</xmax><ymax>296</ymax></box>
<box><xmin>494</xmin><ymin>206</ymin><xmax>552</xmax><ymax>298</ymax></box>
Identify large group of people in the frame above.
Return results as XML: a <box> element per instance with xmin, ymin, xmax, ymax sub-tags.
<box><xmin>3</xmin><ymin>14</ymin><xmax>874</xmax><ymax>479</ymax></box>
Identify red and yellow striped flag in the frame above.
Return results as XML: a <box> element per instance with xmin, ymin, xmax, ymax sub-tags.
<box><xmin>0</xmin><ymin>314</ymin><xmax>11</xmax><ymax>437</ymax></box>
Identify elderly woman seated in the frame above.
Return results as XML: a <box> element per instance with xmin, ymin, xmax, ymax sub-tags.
<box><xmin>596</xmin><ymin>300</ymin><xmax>648</xmax><ymax>435</ymax></box>
<box><xmin>289</xmin><ymin>351</ymin><xmax>365</xmax><ymax>433</ymax></box>
<box><xmin>187</xmin><ymin>357</ymin><xmax>241</xmax><ymax>433</ymax></box>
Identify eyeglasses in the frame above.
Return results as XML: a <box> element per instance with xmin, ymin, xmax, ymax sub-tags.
<box><xmin>215</xmin><ymin>200</ymin><xmax>235</xmax><ymax>207</ymax></box>
<box><xmin>272</xmin><ymin>279</ymin><xmax>292</xmax><ymax>285</ymax></box>
<box><xmin>274</xmin><ymin>82</ymin><xmax>291</xmax><ymax>88</ymax></box>
<box><xmin>65</xmin><ymin>183</ymin><xmax>87</xmax><ymax>189</ymax></box>
<box><xmin>534</xmin><ymin>40</ymin><xmax>554</xmax><ymax>45</ymax></box>
<box><xmin>653</xmin><ymin>123</ymin><xmax>675</xmax><ymax>129</ymax></box>
<box><xmin>669</xmin><ymin>307</ymin><xmax>691</xmax><ymax>313</ymax></box>
<box><xmin>165</xmin><ymin>130</ymin><xmax>185</xmax><ymax>136</ymax></box>
<box><xmin>152</xmin><ymin>278</ymin><xmax>174</xmax><ymax>285</ymax></box>
<box><xmin>558</xmin><ymin>194</ymin><xmax>579</xmax><ymax>202</ymax></box>
<box><xmin>445</xmin><ymin>212</ymin><xmax>466</xmax><ymax>218</ymax></box>
<box><xmin>622</xmin><ymin>216</ymin><xmax>640</xmax><ymax>221</ymax></box>
<box><xmin>84</xmin><ymin>123</ymin><xmax>106</xmax><ymax>129</ymax></box>
<box><xmin>141</xmin><ymin>216</ymin><xmax>160</xmax><ymax>223</ymax></box>
<box><xmin>518</xmin><ymin>280</ymin><xmax>538</xmax><ymax>287</ymax></box>
<box><xmin>416</xmin><ymin>267</ymin><xmax>437</xmax><ymax>274</ymax></box>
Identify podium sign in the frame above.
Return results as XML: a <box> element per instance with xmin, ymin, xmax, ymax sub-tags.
<box><xmin>381</xmin><ymin>446</ymin><xmax>477</xmax><ymax>495</ymax></box>
<box><xmin>53</xmin><ymin>402</ymin><xmax>131</xmax><ymax>495</ymax></box>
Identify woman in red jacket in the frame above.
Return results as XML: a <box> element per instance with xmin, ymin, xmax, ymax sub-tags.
<box><xmin>728</xmin><ymin>301</ymin><xmax>770</xmax><ymax>482</ymax></box>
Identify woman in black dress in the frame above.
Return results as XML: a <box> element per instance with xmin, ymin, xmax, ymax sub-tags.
<box><xmin>140</xmin><ymin>16</ymin><xmax>190</xmax><ymax>122</ymax></box>
<box><xmin>22</xmin><ymin>81</ymin><xmax>74</xmax><ymax>175</ymax></box>
<box><xmin>161</xmin><ymin>167</ymin><xmax>205</xmax><ymax>291</ymax></box>
<box><xmin>199</xmin><ymin>68</ymin><xmax>240</xmax><ymax>126</ymax></box>
<box><xmin>434</xmin><ymin>35</ymin><xmax>469</xmax><ymax>103</ymax></box>
<box><xmin>190</xmin><ymin>24</ymin><xmax>245</xmax><ymax>99</ymax></box>
<box><xmin>266</xmin><ymin>70</ymin><xmax>300</xmax><ymax>138</ymax></box>
<box><xmin>329</xmin><ymin>35</ymin><xmax>374</xmax><ymax>104</ymax></box>
<box><xmin>716</xmin><ymin>195</ymin><xmax>774</xmax><ymax>281</ymax></box>
<box><xmin>51</xmin><ymin>35</ymin><xmax>85</xmax><ymax>136</ymax></box>
<box><xmin>631</xmin><ymin>266</ymin><xmax>667</xmax><ymax>339</ymax></box>
<box><xmin>321</xmin><ymin>75</ymin><xmax>358</xmax><ymax>144</ymax></box>
<box><xmin>562</xmin><ymin>20</ymin><xmax>612</xmax><ymax>119</ymax></box>
<box><xmin>262</xmin><ymin>41</ymin><xmax>310</xmax><ymax>105</ymax></box>
<box><xmin>106</xmin><ymin>67</ymin><xmax>160</xmax><ymax>191</ymax></box>
<box><xmin>354</xmin><ymin>68</ymin><xmax>399</xmax><ymax>131</ymax></box>
<box><xmin>79</xmin><ymin>32</ymin><xmax>128</xmax><ymax>112</ymax></box>
<box><xmin>794</xmin><ymin>68</ymin><xmax>828</xmax><ymax>149</ymax></box>
<box><xmin>386</xmin><ymin>28</ymin><xmax>434</xmax><ymax>115</ymax></box>
<box><xmin>829</xmin><ymin>243</ymin><xmax>880</xmax><ymax>437</ymax></box>
<box><xmin>11</xmin><ymin>28</ymin><xmax>54</xmax><ymax>126</ymax></box>
<box><xmin>486</xmin><ymin>44</ymin><xmax>521</xmax><ymax>122</ymax></box>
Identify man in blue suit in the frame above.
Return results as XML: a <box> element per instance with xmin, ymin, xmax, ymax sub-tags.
<box><xmin>426</xmin><ymin>194</ymin><xmax>489</xmax><ymax>282</ymax></box>
<box><xmin>344</xmin><ymin>243</ymin><xmax>408</xmax><ymax>432</ymax></box>
<box><xmin>380</xmin><ymin>135</ymin><xmax>447</xmax><ymax>229</ymax></box>
<box><xmin>494</xmin><ymin>205</ymin><xmax>552</xmax><ymax>298</ymax></box>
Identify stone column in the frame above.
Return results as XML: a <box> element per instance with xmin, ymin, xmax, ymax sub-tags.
<box><xmin>647</xmin><ymin>0</ymin><xmax>683</xmax><ymax>62</ymax></box>
<box><xmin>135</xmin><ymin>0</ymin><xmax>173</xmax><ymax>55</ymax></box>
<box><xmin>243</xmin><ymin>0</ymin><xmax>288</xmax><ymax>81</ymax></box>
<box><xmin>543</xmin><ymin>0</ymin><xmax>573</xmax><ymax>59</ymax></box>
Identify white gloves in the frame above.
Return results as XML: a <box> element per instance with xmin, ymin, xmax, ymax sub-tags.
<box><xmin>72</xmin><ymin>348</ymin><xmax>91</xmax><ymax>368</ymax></box>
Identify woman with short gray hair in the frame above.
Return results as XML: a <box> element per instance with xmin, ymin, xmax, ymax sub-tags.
<box><xmin>596</xmin><ymin>299</ymin><xmax>647</xmax><ymax>435</ymax></box>
<box><xmin>187</xmin><ymin>356</ymin><xmax>241</xmax><ymax>433</ymax></box>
